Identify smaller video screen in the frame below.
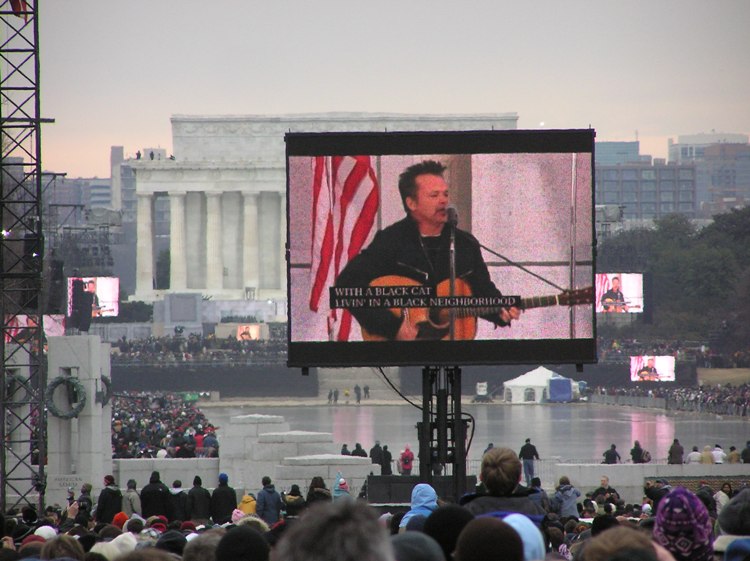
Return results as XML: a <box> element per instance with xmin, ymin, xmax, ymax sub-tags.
<box><xmin>596</xmin><ymin>273</ymin><xmax>643</xmax><ymax>314</ymax></box>
<box><xmin>629</xmin><ymin>355</ymin><xmax>675</xmax><ymax>382</ymax></box>
<box><xmin>237</xmin><ymin>324</ymin><xmax>262</xmax><ymax>341</ymax></box>
<box><xmin>66</xmin><ymin>277</ymin><xmax>120</xmax><ymax>318</ymax></box>
<box><xmin>3</xmin><ymin>314</ymin><xmax>65</xmax><ymax>343</ymax></box>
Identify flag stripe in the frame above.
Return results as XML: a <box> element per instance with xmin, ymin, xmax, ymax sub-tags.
<box><xmin>308</xmin><ymin>155</ymin><xmax>379</xmax><ymax>341</ymax></box>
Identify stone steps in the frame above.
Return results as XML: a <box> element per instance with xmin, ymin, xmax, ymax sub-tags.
<box><xmin>317</xmin><ymin>367</ymin><xmax>400</xmax><ymax>401</ymax></box>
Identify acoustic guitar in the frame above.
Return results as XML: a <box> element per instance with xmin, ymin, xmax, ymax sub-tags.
<box><xmin>601</xmin><ymin>298</ymin><xmax>641</xmax><ymax>313</ymax></box>
<box><xmin>361</xmin><ymin>275</ymin><xmax>593</xmax><ymax>341</ymax></box>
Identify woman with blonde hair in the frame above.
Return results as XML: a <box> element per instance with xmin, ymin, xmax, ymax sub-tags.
<box><xmin>700</xmin><ymin>445</ymin><xmax>715</xmax><ymax>464</ymax></box>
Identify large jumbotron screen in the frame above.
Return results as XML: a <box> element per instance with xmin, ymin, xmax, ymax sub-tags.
<box><xmin>286</xmin><ymin>130</ymin><xmax>596</xmax><ymax>367</ymax></box>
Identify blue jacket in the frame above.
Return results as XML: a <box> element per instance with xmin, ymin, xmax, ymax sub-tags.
<box><xmin>554</xmin><ymin>484</ymin><xmax>581</xmax><ymax>518</ymax></box>
<box><xmin>400</xmin><ymin>484</ymin><xmax>438</xmax><ymax>528</ymax></box>
<box><xmin>256</xmin><ymin>484</ymin><xmax>283</xmax><ymax>525</ymax></box>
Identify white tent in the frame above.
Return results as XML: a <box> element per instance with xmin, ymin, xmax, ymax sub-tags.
<box><xmin>503</xmin><ymin>366</ymin><xmax>559</xmax><ymax>404</ymax></box>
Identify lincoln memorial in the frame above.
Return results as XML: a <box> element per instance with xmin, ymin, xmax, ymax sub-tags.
<box><xmin>131</xmin><ymin>112</ymin><xmax>518</xmax><ymax>302</ymax></box>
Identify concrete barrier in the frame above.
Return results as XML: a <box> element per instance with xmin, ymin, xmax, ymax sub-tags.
<box><xmin>589</xmin><ymin>395</ymin><xmax>667</xmax><ymax>409</ymax></box>
<box><xmin>550</xmin><ymin>462</ymin><xmax>749</xmax><ymax>504</ymax></box>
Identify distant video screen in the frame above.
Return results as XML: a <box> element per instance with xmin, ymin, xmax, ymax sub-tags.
<box><xmin>629</xmin><ymin>355</ymin><xmax>675</xmax><ymax>382</ymax></box>
<box><xmin>66</xmin><ymin>277</ymin><xmax>120</xmax><ymax>318</ymax></box>
<box><xmin>237</xmin><ymin>324</ymin><xmax>261</xmax><ymax>341</ymax></box>
<box><xmin>596</xmin><ymin>273</ymin><xmax>644</xmax><ymax>314</ymax></box>
<box><xmin>3</xmin><ymin>314</ymin><xmax>65</xmax><ymax>343</ymax></box>
<box><xmin>286</xmin><ymin>130</ymin><xmax>595</xmax><ymax>367</ymax></box>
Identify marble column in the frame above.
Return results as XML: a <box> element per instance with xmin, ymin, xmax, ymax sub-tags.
<box><xmin>279</xmin><ymin>192</ymin><xmax>287</xmax><ymax>293</ymax></box>
<box><xmin>169</xmin><ymin>191</ymin><xmax>187</xmax><ymax>290</ymax></box>
<box><xmin>205</xmin><ymin>192</ymin><xmax>223</xmax><ymax>291</ymax></box>
<box><xmin>242</xmin><ymin>192</ymin><xmax>259</xmax><ymax>296</ymax></box>
<box><xmin>135</xmin><ymin>193</ymin><xmax>154</xmax><ymax>294</ymax></box>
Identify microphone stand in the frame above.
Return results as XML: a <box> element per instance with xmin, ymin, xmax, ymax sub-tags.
<box><xmin>449</xmin><ymin>220</ymin><xmax>456</xmax><ymax>341</ymax></box>
<box><xmin>477</xmin><ymin>242</ymin><xmax>566</xmax><ymax>293</ymax></box>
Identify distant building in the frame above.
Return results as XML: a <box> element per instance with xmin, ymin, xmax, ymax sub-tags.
<box><xmin>131</xmin><ymin>112</ymin><xmax>519</xmax><ymax>302</ymax></box>
<box><xmin>596</xmin><ymin>160</ymin><xmax>696</xmax><ymax>222</ymax></box>
<box><xmin>668</xmin><ymin>132</ymin><xmax>748</xmax><ymax>164</ymax></box>
<box><xmin>595</xmin><ymin>141</ymin><xmax>650</xmax><ymax>166</ymax></box>
<box><xmin>698</xmin><ymin>143</ymin><xmax>750</xmax><ymax>217</ymax></box>
<box><xmin>668</xmin><ymin>132</ymin><xmax>750</xmax><ymax>216</ymax></box>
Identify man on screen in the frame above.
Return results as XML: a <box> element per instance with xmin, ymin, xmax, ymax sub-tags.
<box><xmin>637</xmin><ymin>357</ymin><xmax>659</xmax><ymax>381</ymax></box>
<box><xmin>600</xmin><ymin>276</ymin><xmax>628</xmax><ymax>312</ymax></box>
<box><xmin>85</xmin><ymin>279</ymin><xmax>102</xmax><ymax>317</ymax></box>
<box><xmin>335</xmin><ymin>160</ymin><xmax>521</xmax><ymax>341</ymax></box>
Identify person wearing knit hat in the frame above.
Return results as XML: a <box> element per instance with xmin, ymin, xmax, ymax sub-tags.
<box><xmin>95</xmin><ymin>474</ymin><xmax>123</xmax><ymax>525</ymax></box>
<box><xmin>725</xmin><ymin>538</ymin><xmax>750</xmax><ymax>561</ymax></box>
<box><xmin>503</xmin><ymin>513</ymin><xmax>546</xmax><ymax>561</ymax></box>
<box><xmin>112</xmin><ymin>511</ymin><xmax>129</xmax><ymax>529</ymax></box>
<box><xmin>215</xmin><ymin>525</ymin><xmax>269</xmax><ymax>561</ymax></box>
<box><xmin>454</xmin><ymin>517</ymin><xmax>523</xmax><ymax>561</ymax></box>
<box><xmin>333</xmin><ymin>472</ymin><xmax>352</xmax><ymax>503</ymax></box>
<box><xmin>715</xmin><ymin>488</ymin><xmax>750</xmax><ymax>553</ymax></box>
<box><xmin>33</xmin><ymin>525</ymin><xmax>57</xmax><ymax>541</ymax></box>
<box><xmin>391</xmin><ymin>532</ymin><xmax>444</xmax><ymax>561</ymax></box>
<box><xmin>180</xmin><ymin>520</ymin><xmax>197</xmax><ymax>533</ymax></box>
<box><xmin>232</xmin><ymin>508</ymin><xmax>247</xmax><ymax>524</ymax></box>
<box><xmin>423</xmin><ymin>504</ymin><xmax>475</xmax><ymax>561</ymax></box>
<box><xmin>21</xmin><ymin>534</ymin><xmax>46</xmax><ymax>547</ymax></box>
<box><xmin>110</xmin><ymin>531</ymin><xmax>138</xmax><ymax>556</ymax></box>
<box><xmin>210</xmin><ymin>472</ymin><xmax>238</xmax><ymax>525</ymax></box>
<box><xmin>90</xmin><ymin>540</ymin><xmax>121</xmax><ymax>560</ymax></box>
<box><xmin>188</xmin><ymin>475</ymin><xmax>212</xmax><ymax>521</ymax></box>
<box><xmin>156</xmin><ymin>529</ymin><xmax>188</xmax><ymax>556</ymax></box>
<box><xmin>653</xmin><ymin>487</ymin><xmax>713</xmax><ymax>561</ymax></box>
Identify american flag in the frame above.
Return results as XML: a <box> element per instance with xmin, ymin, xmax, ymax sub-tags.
<box><xmin>309</xmin><ymin>156</ymin><xmax>379</xmax><ymax>341</ymax></box>
<box><xmin>595</xmin><ymin>273</ymin><xmax>611</xmax><ymax>313</ymax></box>
<box><xmin>10</xmin><ymin>0</ymin><xmax>28</xmax><ymax>20</ymax></box>
<box><xmin>631</xmin><ymin>355</ymin><xmax>646</xmax><ymax>381</ymax></box>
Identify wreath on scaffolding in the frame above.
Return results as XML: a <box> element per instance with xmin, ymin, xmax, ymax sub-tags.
<box><xmin>5</xmin><ymin>373</ymin><xmax>31</xmax><ymax>403</ymax></box>
<box><xmin>45</xmin><ymin>376</ymin><xmax>87</xmax><ymax>419</ymax></box>
<box><xmin>99</xmin><ymin>375</ymin><xmax>112</xmax><ymax>406</ymax></box>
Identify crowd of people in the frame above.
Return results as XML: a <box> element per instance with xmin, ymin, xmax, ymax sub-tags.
<box><xmin>597</xmin><ymin>337</ymin><xmax>708</xmax><ymax>364</ymax></box>
<box><xmin>595</xmin><ymin>383</ymin><xmax>750</xmax><ymax>417</ymax></box>
<box><xmin>110</xmin><ymin>392</ymin><xmax>218</xmax><ymax>460</ymax></box>
<box><xmin>597</xmin><ymin>440</ymin><xmax>750</xmax><ymax>465</ymax></box>
<box><xmin>3</xmin><ymin>448</ymin><xmax>749</xmax><ymax>561</ymax></box>
<box><xmin>110</xmin><ymin>335</ymin><xmax>287</xmax><ymax>366</ymax></box>
<box><xmin>597</xmin><ymin>337</ymin><xmax>750</xmax><ymax>369</ymax></box>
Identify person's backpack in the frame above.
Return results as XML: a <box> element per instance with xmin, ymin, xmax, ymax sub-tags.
<box><xmin>642</xmin><ymin>450</ymin><xmax>652</xmax><ymax>463</ymax></box>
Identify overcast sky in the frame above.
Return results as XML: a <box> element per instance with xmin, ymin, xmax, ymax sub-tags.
<box><xmin>40</xmin><ymin>1</ymin><xmax>750</xmax><ymax>178</ymax></box>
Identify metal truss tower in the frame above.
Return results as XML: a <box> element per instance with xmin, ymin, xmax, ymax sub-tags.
<box><xmin>1</xmin><ymin>0</ymin><xmax>49</xmax><ymax>511</ymax></box>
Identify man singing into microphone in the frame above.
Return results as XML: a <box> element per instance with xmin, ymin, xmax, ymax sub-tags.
<box><xmin>335</xmin><ymin>160</ymin><xmax>520</xmax><ymax>341</ymax></box>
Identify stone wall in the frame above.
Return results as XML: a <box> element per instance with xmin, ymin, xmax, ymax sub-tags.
<box><xmin>551</xmin><ymin>462</ymin><xmax>749</xmax><ymax>505</ymax></box>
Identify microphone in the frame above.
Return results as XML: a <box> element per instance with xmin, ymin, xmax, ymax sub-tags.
<box><xmin>446</xmin><ymin>205</ymin><xmax>458</xmax><ymax>227</ymax></box>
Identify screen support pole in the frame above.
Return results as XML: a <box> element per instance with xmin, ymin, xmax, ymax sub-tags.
<box><xmin>418</xmin><ymin>365</ymin><xmax>467</xmax><ymax>501</ymax></box>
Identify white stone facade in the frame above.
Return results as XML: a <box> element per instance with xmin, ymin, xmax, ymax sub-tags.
<box><xmin>132</xmin><ymin>112</ymin><xmax>518</xmax><ymax>302</ymax></box>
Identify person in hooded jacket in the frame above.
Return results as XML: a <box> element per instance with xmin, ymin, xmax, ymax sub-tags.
<box><xmin>140</xmin><ymin>471</ymin><xmax>174</xmax><ymax>520</ymax></box>
<box><xmin>256</xmin><ymin>476</ymin><xmax>283</xmax><ymax>525</ymax></box>
<box><xmin>282</xmin><ymin>485</ymin><xmax>306</xmax><ymax>518</ymax></box>
<box><xmin>237</xmin><ymin>492</ymin><xmax>257</xmax><ymax>515</ymax></box>
<box><xmin>553</xmin><ymin>476</ymin><xmax>581</xmax><ymax>519</ymax></box>
<box><xmin>399</xmin><ymin>483</ymin><xmax>439</xmax><ymax>530</ymax></box>
<box><xmin>305</xmin><ymin>476</ymin><xmax>332</xmax><ymax>505</ymax></box>
<box><xmin>186</xmin><ymin>475</ymin><xmax>211</xmax><ymax>521</ymax></box>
